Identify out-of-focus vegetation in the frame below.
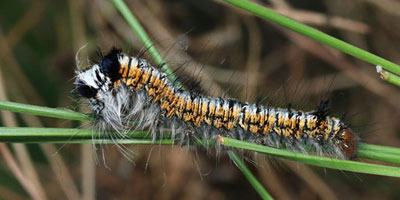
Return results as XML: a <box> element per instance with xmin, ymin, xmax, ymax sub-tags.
<box><xmin>0</xmin><ymin>0</ymin><xmax>400</xmax><ymax>199</ymax></box>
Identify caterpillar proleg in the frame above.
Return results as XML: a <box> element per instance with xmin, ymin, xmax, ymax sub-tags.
<box><xmin>75</xmin><ymin>48</ymin><xmax>359</xmax><ymax>159</ymax></box>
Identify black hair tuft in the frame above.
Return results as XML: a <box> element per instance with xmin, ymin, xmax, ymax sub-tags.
<box><xmin>314</xmin><ymin>100</ymin><xmax>330</xmax><ymax>120</ymax></box>
<box><xmin>101</xmin><ymin>47</ymin><xmax>122</xmax><ymax>82</ymax></box>
<box><xmin>76</xmin><ymin>80</ymin><xmax>97</xmax><ymax>99</ymax></box>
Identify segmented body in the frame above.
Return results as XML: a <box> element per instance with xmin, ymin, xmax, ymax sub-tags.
<box><xmin>75</xmin><ymin>48</ymin><xmax>358</xmax><ymax>159</ymax></box>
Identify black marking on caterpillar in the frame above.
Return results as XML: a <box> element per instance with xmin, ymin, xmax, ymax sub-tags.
<box><xmin>75</xmin><ymin>48</ymin><xmax>359</xmax><ymax>160</ymax></box>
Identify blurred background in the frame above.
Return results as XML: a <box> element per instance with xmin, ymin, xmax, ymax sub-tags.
<box><xmin>1</xmin><ymin>0</ymin><xmax>400</xmax><ymax>199</ymax></box>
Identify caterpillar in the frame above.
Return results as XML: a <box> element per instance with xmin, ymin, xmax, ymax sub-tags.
<box><xmin>75</xmin><ymin>48</ymin><xmax>358</xmax><ymax>159</ymax></box>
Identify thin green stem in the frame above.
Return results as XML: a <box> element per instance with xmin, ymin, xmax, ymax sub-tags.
<box><xmin>0</xmin><ymin>100</ymin><xmax>91</xmax><ymax>121</ymax></box>
<box><xmin>223</xmin><ymin>0</ymin><xmax>400</xmax><ymax>76</ymax></box>
<box><xmin>385</xmin><ymin>72</ymin><xmax>400</xmax><ymax>86</ymax></box>
<box><xmin>218</xmin><ymin>136</ymin><xmax>400</xmax><ymax>177</ymax></box>
<box><xmin>376</xmin><ymin>65</ymin><xmax>400</xmax><ymax>86</ymax></box>
<box><xmin>0</xmin><ymin>127</ymin><xmax>215</xmax><ymax>146</ymax></box>
<box><xmin>358</xmin><ymin>143</ymin><xmax>400</xmax><ymax>156</ymax></box>
<box><xmin>357</xmin><ymin>150</ymin><xmax>400</xmax><ymax>164</ymax></box>
<box><xmin>228</xmin><ymin>150</ymin><xmax>274</xmax><ymax>200</ymax></box>
<box><xmin>0</xmin><ymin>127</ymin><xmax>149</xmax><ymax>142</ymax></box>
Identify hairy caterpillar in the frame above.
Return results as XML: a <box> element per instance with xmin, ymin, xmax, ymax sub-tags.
<box><xmin>75</xmin><ymin>48</ymin><xmax>358</xmax><ymax>159</ymax></box>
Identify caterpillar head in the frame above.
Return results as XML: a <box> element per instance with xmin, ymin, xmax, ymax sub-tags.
<box><xmin>75</xmin><ymin>48</ymin><xmax>123</xmax><ymax>114</ymax></box>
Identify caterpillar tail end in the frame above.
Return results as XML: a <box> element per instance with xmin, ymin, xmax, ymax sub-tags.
<box><xmin>340</xmin><ymin>128</ymin><xmax>358</xmax><ymax>159</ymax></box>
